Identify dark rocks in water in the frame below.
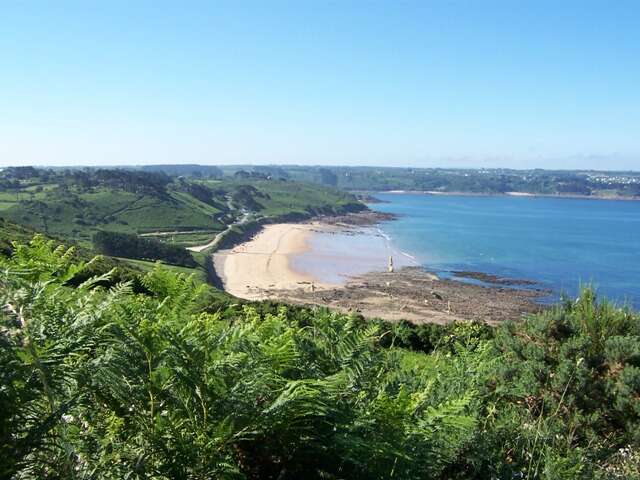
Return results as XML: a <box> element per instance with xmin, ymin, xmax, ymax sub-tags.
<box><xmin>317</xmin><ymin>211</ymin><xmax>397</xmax><ymax>226</ymax></box>
<box><xmin>452</xmin><ymin>270</ymin><xmax>539</xmax><ymax>287</ymax></box>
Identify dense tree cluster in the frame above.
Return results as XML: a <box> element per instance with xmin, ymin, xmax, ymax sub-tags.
<box><xmin>92</xmin><ymin>170</ymin><xmax>171</xmax><ymax>195</ymax></box>
<box><xmin>319</xmin><ymin>168</ymin><xmax>338</xmax><ymax>187</ymax></box>
<box><xmin>1</xmin><ymin>166</ymin><xmax>41</xmax><ymax>180</ymax></box>
<box><xmin>140</xmin><ymin>164</ymin><xmax>223</xmax><ymax>179</ymax></box>
<box><xmin>230</xmin><ymin>185</ymin><xmax>270</xmax><ymax>211</ymax></box>
<box><xmin>93</xmin><ymin>230</ymin><xmax>197</xmax><ymax>267</ymax></box>
<box><xmin>233</xmin><ymin>169</ymin><xmax>272</xmax><ymax>180</ymax></box>
<box><xmin>0</xmin><ymin>167</ymin><xmax>172</xmax><ymax>196</ymax></box>
<box><xmin>251</xmin><ymin>165</ymin><xmax>290</xmax><ymax>179</ymax></box>
<box><xmin>175</xmin><ymin>181</ymin><xmax>227</xmax><ymax>210</ymax></box>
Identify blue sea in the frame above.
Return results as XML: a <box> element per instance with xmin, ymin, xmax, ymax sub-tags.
<box><xmin>370</xmin><ymin>193</ymin><xmax>640</xmax><ymax>307</ymax></box>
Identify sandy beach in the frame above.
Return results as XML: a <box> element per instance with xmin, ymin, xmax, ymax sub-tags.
<box><xmin>213</xmin><ymin>218</ymin><xmax>548</xmax><ymax>324</ymax></box>
<box><xmin>213</xmin><ymin>223</ymin><xmax>339</xmax><ymax>300</ymax></box>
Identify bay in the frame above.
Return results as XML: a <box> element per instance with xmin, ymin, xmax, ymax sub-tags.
<box><xmin>371</xmin><ymin>193</ymin><xmax>640</xmax><ymax>307</ymax></box>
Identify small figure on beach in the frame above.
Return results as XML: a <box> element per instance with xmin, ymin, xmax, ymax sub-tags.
<box><xmin>388</xmin><ymin>255</ymin><xmax>394</xmax><ymax>273</ymax></box>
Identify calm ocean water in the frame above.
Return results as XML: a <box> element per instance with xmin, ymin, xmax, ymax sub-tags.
<box><xmin>371</xmin><ymin>193</ymin><xmax>640</xmax><ymax>307</ymax></box>
<box><xmin>290</xmin><ymin>226</ymin><xmax>416</xmax><ymax>285</ymax></box>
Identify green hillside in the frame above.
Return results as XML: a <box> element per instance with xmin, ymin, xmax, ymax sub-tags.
<box><xmin>200</xmin><ymin>178</ymin><xmax>363</xmax><ymax>217</ymax></box>
<box><xmin>0</xmin><ymin>168</ymin><xmax>364</xmax><ymax>249</ymax></box>
<box><xmin>0</xmin><ymin>182</ymin><xmax>224</xmax><ymax>245</ymax></box>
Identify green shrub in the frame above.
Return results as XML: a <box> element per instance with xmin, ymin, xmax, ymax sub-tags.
<box><xmin>471</xmin><ymin>289</ymin><xmax>640</xmax><ymax>478</ymax></box>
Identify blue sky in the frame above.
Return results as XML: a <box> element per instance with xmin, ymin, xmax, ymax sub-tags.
<box><xmin>1</xmin><ymin>0</ymin><xmax>639</xmax><ymax>170</ymax></box>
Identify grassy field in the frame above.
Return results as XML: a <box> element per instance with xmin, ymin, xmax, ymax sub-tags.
<box><xmin>161</xmin><ymin>231</ymin><xmax>220</xmax><ymax>247</ymax></box>
<box><xmin>0</xmin><ymin>187</ymin><xmax>224</xmax><ymax>245</ymax></box>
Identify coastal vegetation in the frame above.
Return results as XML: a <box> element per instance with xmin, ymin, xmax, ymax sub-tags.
<box><xmin>1</xmin><ymin>237</ymin><xmax>639</xmax><ymax>479</ymax></box>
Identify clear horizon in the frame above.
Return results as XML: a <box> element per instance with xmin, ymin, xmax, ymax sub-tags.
<box><xmin>3</xmin><ymin>162</ymin><xmax>640</xmax><ymax>174</ymax></box>
<box><xmin>2</xmin><ymin>1</ymin><xmax>639</xmax><ymax>170</ymax></box>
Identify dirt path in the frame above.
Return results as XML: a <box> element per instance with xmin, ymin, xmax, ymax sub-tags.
<box><xmin>186</xmin><ymin>211</ymin><xmax>252</xmax><ymax>253</ymax></box>
<box><xmin>140</xmin><ymin>230</ymin><xmax>216</xmax><ymax>237</ymax></box>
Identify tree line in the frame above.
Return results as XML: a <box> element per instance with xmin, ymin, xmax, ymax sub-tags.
<box><xmin>93</xmin><ymin>230</ymin><xmax>197</xmax><ymax>267</ymax></box>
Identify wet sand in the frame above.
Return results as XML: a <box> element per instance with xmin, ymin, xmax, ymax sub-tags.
<box><xmin>213</xmin><ymin>219</ymin><xmax>548</xmax><ymax>324</ymax></box>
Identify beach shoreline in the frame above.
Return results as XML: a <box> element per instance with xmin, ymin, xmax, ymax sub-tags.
<box><xmin>213</xmin><ymin>223</ymin><xmax>334</xmax><ymax>300</ymax></box>
<box><xmin>212</xmin><ymin>215</ymin><xmax>548</xmax><ymax>324</ymax></box>
<box><xmin>375</xmin><ymin>190</ymin><xmax>640</xmax><ymax>201</ymax></box>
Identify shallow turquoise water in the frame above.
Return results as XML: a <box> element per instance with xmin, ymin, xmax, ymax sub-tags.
<box><xmin>290</xmin><ymin>227</ymin><xmax>415</xmax><ymax>285</ymax></box>
<box><xmin>371</xmin><ymin>193</ymin><xmax>640</xmax><ymax>307</ymax></box>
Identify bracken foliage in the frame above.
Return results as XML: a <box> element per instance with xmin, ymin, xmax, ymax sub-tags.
<box><xmin>1</xmin><ymin>238</ymin><xmax>638</xmax><ymax>479</ymax></box>
<box><xmin>1</xmin><ymin>237</ymin><xmax>489</xmax><ymax>479</ymax></box>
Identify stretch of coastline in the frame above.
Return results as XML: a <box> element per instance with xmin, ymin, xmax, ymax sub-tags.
<box><xmin>380</xmin><ymin>190</ymin><xmax>640</xmax><ymax>201</ymax></box>
<box><xmin>212</xmin><ymin>214</ymin><xmax>546</xmax><ymax>324</ymax></box>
